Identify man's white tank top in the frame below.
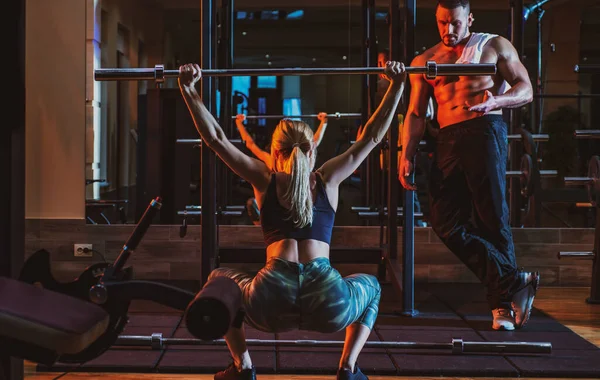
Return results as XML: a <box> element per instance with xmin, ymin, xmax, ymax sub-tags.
<box><xmin>456</xmin><ymin>32</ymin><xmax>510</xmax><ymax>94</ymax></box>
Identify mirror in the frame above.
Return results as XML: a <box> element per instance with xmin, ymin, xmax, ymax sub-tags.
<box><xmin>85</xmin><ymin>0</ymin><xmax>599</xmax><ymax>229</ymax></box>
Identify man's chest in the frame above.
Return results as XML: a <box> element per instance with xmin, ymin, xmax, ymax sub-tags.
<box><xmin>425</xmin><ymin>45</ymin><xmax>497</xmax><ymax>86</ymax></box>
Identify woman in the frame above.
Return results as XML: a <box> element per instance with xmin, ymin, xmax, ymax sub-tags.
<box><xmin>179</xmin><ymin>61</ymin><xmax>406</xmax><ymax>380</ymax></box>
<box><xmin>235</xmin><ymin>112</ymin><xmax>329</xmax><ymax>225</ymax></box>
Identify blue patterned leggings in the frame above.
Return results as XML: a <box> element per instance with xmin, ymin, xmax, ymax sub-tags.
<box><xmin>208</xmin><ymin>257</ymin><xmax>381</xmax><ymax>333</ymax></box>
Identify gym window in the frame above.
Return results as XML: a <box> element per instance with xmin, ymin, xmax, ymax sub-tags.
<box><xmin>257</xmin><ymin>76</ymin><xmax>277</xmax><ymax>89</ymax></box>
<box><xmin>283</xmin><ymin>98</ymin><xmax>302</xmax><ymax>118</ymax></box>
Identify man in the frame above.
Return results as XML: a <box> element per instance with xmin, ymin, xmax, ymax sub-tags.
<box><xmin>398</xmin><ymin>0</ymin><xmax>538</xmax><ymax>331</ymax></box>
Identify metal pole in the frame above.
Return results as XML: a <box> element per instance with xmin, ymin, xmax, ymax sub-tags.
<box><xmin>535</xmin><ymin>8</ymin><xmax>545</xmax><ymax>135</ymax></box>
<box><xmin>362</xmin><ymin>0</ymin><xmax>375</xmax><ymax>207</ymax></box>
<box><xmin>401</xmin><ymin>0</ymin><xmax>417</xmax><ymax>317</ymax></box>
<box><xmin>367</xmin><ymin>0</ymin><xmax>379</xmax><ymax>211</ymax></box>
<box><xmin>201</xmin><ymin>0</ymin><xmax>218</xmax><ymax>285</ymax></box>
<box><xmin>217</xmin><ymin>0</ymin><xmax>234</xmax><ymax>214</ymax></box>
<box><xmin>387</xmin><ymin>0</ymin><xmax>400</xmax><ymax>260</ymax></box>
<box><xmin>509</xmin><ymin>0</ymin><xmax>525</xmax><ymax>227</ymax></box>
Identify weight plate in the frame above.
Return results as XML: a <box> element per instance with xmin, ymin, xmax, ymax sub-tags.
<box><xmin>520</xmin><ymin>153</ymin><xmax>533</xmax><ymax>198</ymax></box>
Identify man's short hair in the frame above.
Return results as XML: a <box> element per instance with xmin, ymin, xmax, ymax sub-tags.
<box><xmin>437</xmin><ymin>0</ymin><xmax>470</xmax><ymax>12</ymax></box>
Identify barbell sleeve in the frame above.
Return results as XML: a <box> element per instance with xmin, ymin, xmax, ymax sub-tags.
<box><xmin>94</xmin><ymin>62</ymin><xmax>496</xmax><ymax>82</ymax></box>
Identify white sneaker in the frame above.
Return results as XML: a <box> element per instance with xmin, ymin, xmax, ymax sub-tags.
<box><xmin>492</xmin><ymin>308</ymin><xmax>515</xmax><ymax>331</ymax></box>
<box><xmin>511</xmin><ymin>271</ymin><xmax>540</xmax><ymax>328</ymax></box>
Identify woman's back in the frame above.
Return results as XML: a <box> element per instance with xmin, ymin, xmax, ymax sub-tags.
<box><xmin>258</xmin><ymin>172</ymin><xmax>336</xmax><ymax>263</ymax></box>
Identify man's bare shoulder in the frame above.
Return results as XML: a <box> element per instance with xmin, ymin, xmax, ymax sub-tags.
<box><xmin>487</xmin><ymin>35</ymin><xmax>516</xmax><ymax>56</ymax></box>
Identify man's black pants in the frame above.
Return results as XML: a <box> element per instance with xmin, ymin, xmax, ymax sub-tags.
<box><xmin>428</xmin><ymin>115</ymin><xmax>520</xmax><ymax>310</ymax></box>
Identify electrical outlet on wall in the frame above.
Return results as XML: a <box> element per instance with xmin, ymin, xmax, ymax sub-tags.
<box><xmin>74</xmin><ymin>244</ymin><xmax>93</xmax><ymax>257</ymax></box>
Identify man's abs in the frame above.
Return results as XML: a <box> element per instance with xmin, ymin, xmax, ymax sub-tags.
<box><xmin>433</xmin><ymin>76</ymin><xmax>502</xmax><ymax>128</ymax></box>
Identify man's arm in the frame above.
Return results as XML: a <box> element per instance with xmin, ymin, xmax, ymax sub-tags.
<box><xmin>398</xmin><ymin>55</ymin><xmax>433</xmax><ymax>190</ymax></box>
<box><xmin>235</xmin><ymin>115</ymin><xmax>272</xmax><ymax>169</ymax></box>
<box><xmin>313</xmin><ymin>112</ymin><xmax>328</xmax><ymax>147</ymax></box>
<box><xmin>469</xmin><ymin>36</ymin><xmax>533</xmax><ymax>113</ymax></box>
<box><xmin>401</xmin><ymin>56</ymin><xmax>432</xmax><ymax>161</ymax></box>
<box><xmin>492</xmin><ymin>36</ymin><xmax>533</xmax><ymax>108</ymax></box>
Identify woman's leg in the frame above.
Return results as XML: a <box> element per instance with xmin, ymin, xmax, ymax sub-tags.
<box><xmin>223</xmin><ymin>325</ymin><xmax>253</xmax><ymax>371</ymax></box>
<box><xmin>339</xmin><ymin>322</ymin><xmax>371</xmax><ymax>372</ymax></box>
<box><xmin>300</xmin><ymin>260</ymin><xmax>381</xmax><ymax>375</ymax></box>
<box><xmin>338</xmin><ymin>274</ymin><xmax>381</xmax><ymax>372</ymax></box>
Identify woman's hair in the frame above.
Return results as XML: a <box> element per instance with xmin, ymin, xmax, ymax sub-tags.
<box><xmin>270</xmin><ymin>119</ymin><xmax>316</xmax><ymax>228</ymax></box>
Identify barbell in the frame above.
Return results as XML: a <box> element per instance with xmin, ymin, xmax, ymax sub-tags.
<box><xmin>94</xmin><ymin>62</ymin><xmax>496</xmax><ymax>82</ymax></box>
<box><xmin>114</xmin><ymin>333</ymin><xmax>551</xmax><ymax>355</ymax></box>
<box><xmin>237</xmin><ymin>113</ymin><xmax>362</xmax><ymax>120</ymax></box>
<box><xmin>507</xmin><ymin>130</ymin><xmax>600</xmax><ymax>142</ymax></box>
<box><xmin>177</xmin><ymin>138</ymin><xmax>243</xmax><ymax>145</ymax></box>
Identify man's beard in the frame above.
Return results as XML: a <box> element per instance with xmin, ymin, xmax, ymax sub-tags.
<box><xmin>442</xmin><ymin>34</ymin><xmax>459</xmax><ymax>47</ymax></box>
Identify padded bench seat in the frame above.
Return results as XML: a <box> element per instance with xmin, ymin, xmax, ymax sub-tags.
<box><xmin>0</xmin><ymin>276</ymin><xmax>109</xmax><ymax>357</ymax></box>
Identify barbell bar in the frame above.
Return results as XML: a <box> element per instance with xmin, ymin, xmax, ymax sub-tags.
<box><xmin>507</xmin><ymin>130</ymin><xmax>600</xmax><ymax>142</ymax></box>
<box><xmin>557</xmin><ymin>251</ymin><xmax>595</xmax><ymax>259</ymax></box>
<box><xmin>115</xmin><ymin>333</ymin><xmax>551</xmax><ymax>354</ymax></box>
<box><xmin>564</xmin><ymin>176</ymin><xmax>597</xmax><ymax>186</ymax></box>
<box><xmin>178</xmin><ymin>210</ymin><xmax>243</xmax><ymax>217</ymax></box>
<box><xmin>353</xmin><ymin>130</ymin><xmax>600</xmax><ymax>146</ymax></box>
<box><xmin>351</xmin><ymin>206</ymin><xmax>403</xmax><ymax>212</ymax></box>
<box><xmin>177</xmin><ymin>138</ymin><xmax>243</xmax><ymax>145</ymax></box>
<box><xmin>237</xmin><ymin>113</ymin><xmax>362</xmax><ymax>120</ymax></box>
<box><xmin>94</xmin><ymin>62</ymin><xmax>497</xmax><ymax>82</ymax></box>
<box><xmin>506</xmin><ymin>170</ymin><xmax>557</xmax><ymax>178</ymax></box>
<box><xmin>358</xmin><ymin>211</ymin><xmax>424</xmax><ymax>218</ymax></box>
<box><xmin>186</xmin><ymin>205</ymin><xmax>245</xmax><ymax>211</ymax></box>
